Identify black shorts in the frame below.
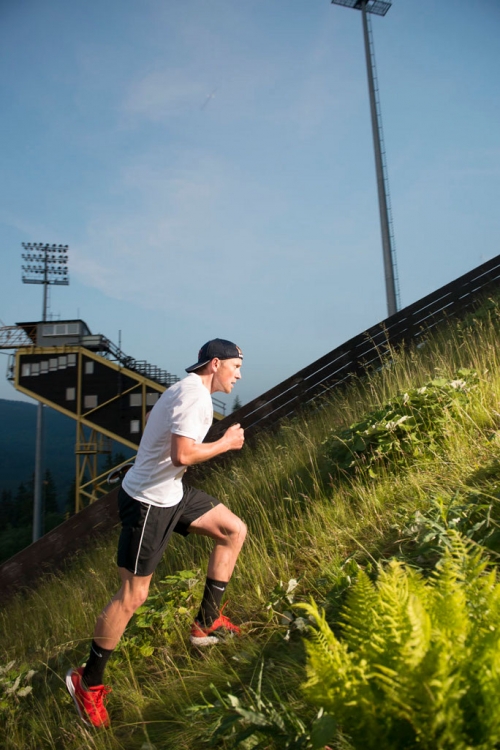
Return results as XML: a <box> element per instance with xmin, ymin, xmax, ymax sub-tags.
<box><xmin>117</xmin><ymin>485</ymin><xmax>221</xmax><ymax>576</ymax></box>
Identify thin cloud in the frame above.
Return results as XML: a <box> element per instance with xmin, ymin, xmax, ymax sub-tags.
<box><xmin>72</xmin><ymin>143</ymin><xmax>351</xmax><ymax>321</ymax></box>
<box><xmin>123</xmin><ymin>69</ymin><xmax>207</xmax><ymax>121</ymax></box>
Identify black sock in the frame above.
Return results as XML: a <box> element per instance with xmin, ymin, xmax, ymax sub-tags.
<box><xmin>82</xmin><ymin>640</ymin><xmax>114</xmax><ymax>688</ymax></box>
<box><xmin>196</xmin><ymin>578</ymin><xmax>228</xmax><ymax>626</ymax></box>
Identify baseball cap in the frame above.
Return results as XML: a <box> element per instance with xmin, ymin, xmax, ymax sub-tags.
<box><xmin>186</xmin><ymin>339</ymin><xmax>243</xmax><ymax>373</ymax></box>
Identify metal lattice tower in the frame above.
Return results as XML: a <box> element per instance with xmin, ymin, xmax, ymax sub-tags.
<box><xmin>331</xmin><ymin>0</ymin><xmax>400</xmax><ymax>316</ymax></box>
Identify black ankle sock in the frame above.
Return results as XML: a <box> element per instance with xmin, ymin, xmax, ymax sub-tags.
<box><xmin>82</xmin><ymin>640</ymin><xmax>114</xmax><ymax>688</ymax></box>
<box><xmin>196</xmin><ymin>578</ymin><xmax>228</xmax><ymax>626</ymax></box>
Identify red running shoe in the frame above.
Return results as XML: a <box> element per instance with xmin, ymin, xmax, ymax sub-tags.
<box><xmin>66</xmin><ymin>667</ymin><xmax>111</xmax><ymax>728</ymax></box>
<box><xmin>190</xmin><ymin>604</ymin><xmax>241</xmax><ymax>647</ymax></box>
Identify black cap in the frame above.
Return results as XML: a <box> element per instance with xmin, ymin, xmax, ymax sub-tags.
<box><xmin>186</xmin><ymin>339</ymin><xmax>243</xmax><ymax>373</ymax></box>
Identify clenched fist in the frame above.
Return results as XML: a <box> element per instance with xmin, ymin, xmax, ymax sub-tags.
<box><xmin>223</xmin><ymin>423</ymin><xmax>245</xmax><ymax>451</ymax></box>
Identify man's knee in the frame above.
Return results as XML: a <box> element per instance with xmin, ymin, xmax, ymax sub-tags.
<box><xmin>190</xmin><ymin>505</ymin><xmax>247</xmax><ymax>548</ymax></box>
<box><xmin>226</xmin><ymin>516</ymin><xmax>247</xmax><ymax>547</ymax></box>
<box><xmin>117</xmin><ymin>575</ymin><xmax>151</xmax><ymax>615</ymax></box>
<box><xmin>122</xmin><ymin>590</ymin><xmax>148</xmax><ymax>617</ymax></box>
<box><xmin>208</xmin><ymin>514</ymin><xmax>247</xmax><ymax>547</ymax></box>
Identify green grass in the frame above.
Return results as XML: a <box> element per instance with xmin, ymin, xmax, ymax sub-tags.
<box><xmin>1</xmin><ymin>298</ymin><xmax>500</xmax><ymax>749</ymax></box>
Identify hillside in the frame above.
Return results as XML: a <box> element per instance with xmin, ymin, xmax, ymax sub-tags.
<box><xmin>0</xmin><ymin>399</ymin><xmax>76</xmax><ymax>496</ymax></box>
<box><xmin>1</xmin><ymin>298</ymin><xmax>500</xmax><ymax>749</ymax></box>
<box><xmin>0</xmin><ymin>398</ymin><xmax>133</xmax><ymax>501</ymax></box>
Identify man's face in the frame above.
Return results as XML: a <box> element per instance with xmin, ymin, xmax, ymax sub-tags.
<box><xmin>213</xmin><ymin>357</ymin><xmax>242</xmax><ymax>394</ymax></box>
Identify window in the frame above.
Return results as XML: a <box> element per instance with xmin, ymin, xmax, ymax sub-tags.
<box><xmin>146</xmin><ymin>393</ymin><xmax>159</xmax><ymax>406</ymax></box>
<box><xmin>130</xmin><ymin>420</ymin><xmax>141</xmax><ymax>434</ymax></box>
<box><xmin>68</xmin><ymin>354</ymin><xmax>77</xmax><ymax>366</ymax></box>
<box><xmin>84</xmin><ymin>395</ymin><xmax>98</xmax><ymax>409</ymax></box>
<box><xmin>42</xmin><ymin>322</ymin><xmax>81</xmax><ymax>337</ymax></box>
<box><xmin>66</xmin><ymin>387</ymin><xmax>76</xmax><ymax>401</ymax></box>
<box><xmin>21</xmin><ymin>363</ymin><xmax>30</xmax><ymax>377</ymax></box>
<box><xmin>31</xmin><ymin>363</ymin><xmax>40</xmax><ymax>376</ymax></box>
<box><xmin>40</xmin><ymin>361</ymin><xmax>49</xmax><ymax>374</ymax></box>
<box><xmin>85</xmin><ymin>361</ymin><xmax>94</xmax><ymax>375</ymax></box>
<box><xmin>58</xmin><ymin>356</ymin><xmax>67</xmax><ymax>369</ymax></box>
<box><xmin>49</xmin><ymin>358</ymin><xmax>58</xmax><ymax>371</ymax></box>
<box><xmin>130</xmin><ymin>393</ymin><xmax>142</xmax><ymax>407</ymax></box>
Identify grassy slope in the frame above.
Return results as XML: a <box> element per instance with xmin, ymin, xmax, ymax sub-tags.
<box><xmin>1</xmin><ymin>302</ymin><xmax>500</xmax><ymax>750</ymax></box>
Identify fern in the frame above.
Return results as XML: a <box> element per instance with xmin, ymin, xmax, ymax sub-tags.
<box><xmin>299</xmin><ymin>534</ymin><xmax>500</xmax><ymax>749</ymax></box>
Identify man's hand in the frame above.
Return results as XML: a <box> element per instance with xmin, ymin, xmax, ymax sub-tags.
<box><xmin>171</xmin><ymin>424</ymin><xmax>245</xmax><ymax>467</ymax></box>
<box><xmin>223</xmin><ymin>423</ymin><xmax>245</xmax><ymax>451</ymax></box>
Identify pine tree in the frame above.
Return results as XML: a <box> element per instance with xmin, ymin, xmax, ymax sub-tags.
<box><xmin>0</xmin><ymin>489</ymin><xmax>14</xmax><ymax>528</ymax></box>
<box><xmin>14</xmin><ymin>480</ymin><xmax>34</xmax><ymax>528</ymax></box>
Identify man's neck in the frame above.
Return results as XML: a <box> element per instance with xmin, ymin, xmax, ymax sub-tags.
<box><xmin>194</xmin><ymin>371</ymin><xmax>215</xmax><ymax>393</ymax></box>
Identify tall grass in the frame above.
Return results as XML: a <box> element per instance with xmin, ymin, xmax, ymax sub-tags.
<box><xmin>1</xmin><ymin>299</ymin><xmax>499</xmax><ymax>749</ymax></box>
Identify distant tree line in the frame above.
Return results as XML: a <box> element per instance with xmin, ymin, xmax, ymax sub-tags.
<box><xmin>0</xmin><ymin>452</ymin><xmax>127</xmax><ymax>564</ymax></box>
<box><xmin>0</xmin><ymin>470</ymin><xmax>67</xmax><ymax>564</ymax></box>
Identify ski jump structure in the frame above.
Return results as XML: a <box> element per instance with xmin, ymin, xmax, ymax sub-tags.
<box><xmin>1</xmin><ymin>253</ymin><xmax>500</xmax><ymax>597</ymax></box>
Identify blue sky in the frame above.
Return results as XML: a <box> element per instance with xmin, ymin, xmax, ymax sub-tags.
<box><xmin>1</xmin><ymin>0</ymin><xmax>499</xmax><ymax>411</ymax></box>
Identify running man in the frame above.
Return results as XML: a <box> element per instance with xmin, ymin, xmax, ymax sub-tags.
<box><xmin>66</xmin><ymin>339</ymin><xmax>246</xmax><ymax>728</ymax></box>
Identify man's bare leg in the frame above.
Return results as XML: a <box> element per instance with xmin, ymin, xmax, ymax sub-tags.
<box><xmin>66</xmin><ymin>568</ymin><xmax>153</xmax><ymax>727</ymax></box>
<box><xmin>189</xmin><ymin>503</ymin><xmax>247</xmax><ymax>581</ymax></box>
<box><xmin>93</xmin><ymin>568</ymin><xmax>153</xmax><ymax>651</ymax></box>
<box><xmin>189</xmin><ymin>503</ymin><xmax>247</xmax><ymax>639</ymax></box>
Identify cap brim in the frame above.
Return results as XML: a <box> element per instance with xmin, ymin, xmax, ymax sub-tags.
<box><xmin>185</xmin><ymin>358</ymin><xmax>211</xmax><ymax>373</ymax></box>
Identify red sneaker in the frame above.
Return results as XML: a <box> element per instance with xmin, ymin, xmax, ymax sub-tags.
<box><xmin>66</xmin><ymin>667</ymin><xmax>111</xmax><ymax>728</ymax></box>
<box><xmin>190</xmin><ymin>605</ymin><xmax>241</xmax><ymax>647</ymax></box>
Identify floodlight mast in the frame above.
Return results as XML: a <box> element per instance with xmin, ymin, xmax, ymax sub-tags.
<box><xmin>21</xmin><ymin>243</ymin><xmax>69</xmax><ymax>321</ymax></box>
<box><xmin>331</xmin><ymin>0</ymin><xmax>400</xmax><ymax>317</ymax></box>
<box><xmin>21</xmin><ymin>243</ymin><xmax>69</xmax><ymax>542</ymax></box>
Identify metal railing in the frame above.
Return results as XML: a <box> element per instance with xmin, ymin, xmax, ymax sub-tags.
<box><xmin>0</xmin><ymin>325</ymin><xmax>36</xmax><ymax>349</ymax></box>
<box><xmin>207</xmin><ymin>253</ymin><xmax>500</xmax><ymax>442</ymax></box>
<box><xmin>0</xmin><ymin>324</ymin><xmax>180</xmax><ymax>387</ymax></box>
<box><xmin>83</xmin><ymin>336</ymin><xmax>180</xmax><ymax>387</ymax></box>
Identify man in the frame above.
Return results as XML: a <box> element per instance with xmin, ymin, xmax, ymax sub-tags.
<box><xmin>66</xmin><ymin>339</ymin><xmax>246</xmax><ymax>728</ymax></box>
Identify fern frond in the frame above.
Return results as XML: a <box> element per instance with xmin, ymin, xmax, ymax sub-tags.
<box><xmin>299</xmin><ymin>600</ymin><xmax>351</xmax><ymax>690</ymax></box>
<box><xmin>340</xmin><ymin>569</ymin><xmax>379</xmax><ymax>655</ymax></box>
<box><xmin>400</xmin><ymin>592</ymin><xmax>432</xmax><ymax>669</ymax></box>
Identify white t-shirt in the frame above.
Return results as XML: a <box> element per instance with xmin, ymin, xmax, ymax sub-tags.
<box><xmin>122</xmin><ymin>373</ymin><xmax>213</xmax><ymax>507</ymax></box>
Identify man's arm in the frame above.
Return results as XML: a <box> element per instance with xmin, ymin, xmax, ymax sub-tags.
<box><xmin>171</xmin><ymin>423</ymin><xmax>245</xmax><ymax>467</ymax></box>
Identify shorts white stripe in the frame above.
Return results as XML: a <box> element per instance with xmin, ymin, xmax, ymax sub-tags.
<box><xmin>134</xmin><ymin>504</ymin><xmax>151</xmax><ymax>575</ymax></box>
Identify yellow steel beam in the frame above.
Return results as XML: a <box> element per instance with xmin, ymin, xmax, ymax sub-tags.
<box><xmin>14</xmin><ymin>381</ymin><xmax>141</xmax><ymax>451</ymax></box>
<box><xmin>13</xmin><ymin>345</ymin><xmax>166</xmax><ymax>450</ymax></box>
<box><xmin>81</xmin><ymin>381</ymin><xmax>144</xmax><ymax>419</ymax></box>
<box><xmin>14</xmin><ymin>345</ymin><xmax>168</xmax><ymax>386</ymax></box>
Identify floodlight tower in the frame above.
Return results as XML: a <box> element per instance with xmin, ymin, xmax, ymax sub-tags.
<box><xmin>331</xmin><ymin>0</ymin><xmax>400</xmax><ymax>316</ymax></box>
<box><xmin>21</xmin><ymin>243</ymin><xmax>69</xmax><ymax>541</ymax></box>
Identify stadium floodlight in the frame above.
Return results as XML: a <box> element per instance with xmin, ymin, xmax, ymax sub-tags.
<box><xmin>20</xmin><ymin>242</ymin><xmax>69</xmax><ymax>543</ymax></box>
<box><xmin>21</xmin><ymin>243</ymin><xmax>69</xmax><ymax>321</ymax></box>
<box><xmin>331</xmin><ymin>0</ymin><xmax>391</xmax><ymax>17</ymax></box>
<box><xmin>331</xmin><ymin>0</ymin><xmax>400</xmax><ymax>316</ymax></box>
